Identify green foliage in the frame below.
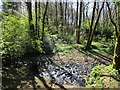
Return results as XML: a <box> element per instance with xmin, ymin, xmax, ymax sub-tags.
<box><xmin>42</xmin><ymin>38</ymin><xmax>54</xmax><ymax>55</ymax></box>
<box><xmin>56</xmin><ymin>44</ymin><xmax>73</xmax><ymax>55</ymax></box>
<box><xmin>81</xmin><ymin>20</ymin><xmax>89</xmax><ymax>33</ymax></box>
<box><xmin>55</xmin><ymin>44</ymin><xmax>85</xmax><ymax>55</ymax></box>
<box><xmin>1</xmin><ymin>14</ymin><xmax>43</xmax><ymax>63</ymax></box>
<box><xmin>2</xmin><ymin>14</ymin><xmax>27</xmax><ymax>60</ymax></box>
<box><xmin>102</xmin><ymin>25</ymin><xmax>114</xmax><ymax>40</ymax></box>
<box><xmin>87</xmin><ymin>65</ymin><xmax>120</xmax><ymax>88</ymax></box>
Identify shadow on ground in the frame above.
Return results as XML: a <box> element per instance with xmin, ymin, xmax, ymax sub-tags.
<box><xmin>2</xmin><ymin>55</ymin><xmax>69</xmax><ymax>90</ymax></box>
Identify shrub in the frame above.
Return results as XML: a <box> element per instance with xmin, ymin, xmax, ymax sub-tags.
<box><xmin>1</xmin><ymin>14</ymin><xmax>42</xmax><ymax>66</ymax></box>
<box><xmin>86</xmin><ymin>65</ymin><xmax>120</xmax><ymax>88</ymax></box>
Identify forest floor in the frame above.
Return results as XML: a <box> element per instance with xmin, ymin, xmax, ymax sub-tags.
<box><xmin>2</xmin><ymin>44</ymin><xmax>113</xmax><ymax>89</ymax></box>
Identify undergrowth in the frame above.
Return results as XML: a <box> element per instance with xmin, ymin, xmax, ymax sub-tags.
<box><xmin>86</xmin><ymin>65</ymin><xmax>120</xmax><ymax>88</ymax></box>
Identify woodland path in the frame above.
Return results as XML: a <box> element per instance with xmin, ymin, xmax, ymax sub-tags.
<box><xmin>3</xmin><ymin>49</ymin><xmax>113</xmax><ymax>89</ymax></box>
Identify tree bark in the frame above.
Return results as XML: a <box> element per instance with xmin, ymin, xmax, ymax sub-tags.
<box><xmin>76</xmin><ymin>0</ymin><xmax>83</xmax><ymax>44</ymax></box>
<box><xmin>38</xmin><ymin>2</ymin><xmax>40</xmax><ymax>38</ymax></box>
<box><xmin>106</xmin><ymin>2</ymin><xmax>120</xmax><ymax>69</ymax></box>
<box><xmin>85</xmin><ymin>1</ymin><xmax>96</xmax><ymax>50</ymax></box>
<box><xmin>41</xmin><ymin>2</ymin><xmax>48</xmax><ymax>41</ymax></box>
<box><xmin>71</xmin><ymin>2</ymin><xmax>73</xmax><ymax>25</ymax></box>
<box><xmin>76</xmin><ymin>0</ymin><xmax>79</xmax><ymax>26</ymax></box>
<box><xmin>82</xmin><ymin>2</ymin><xmax>85</xmax><ymax>22</ymax></box>
<box><xmin>35</xmin><ymin>1</ymin><xmax>37</xmax><ymax>38</ymax></box>
<box><xmin>55</xmin><ymin>1</ymin><xmax>58</xmax><ymax>30</ymax></box>
<box><xmin>106</xmin><ymin>2</ymin><xmax>118</xmax><ymax>37</ymax></box>
<box><xmin>68</xmin><ymin>3</ymin><xmax>70</xmax><ymax>25</ymax></box>
<box><xmin>86</xmin><ymin>2</ymin><xmax>89</xmax><ymax>19</ymax></box>
<box><xmin>65</xmin><ymin>1</ymin><xmax>67</xmax><ymax>24</ymax></box>
<box><xmin>26</xmin><ymin>1</ymin><xmax>34</xmax><ymax>37</ymax></box>
<box><xmin>88</xmin><ymin>2</ymin><xmax>104</xmax><ymax>48</ymax></box>
<box><xmin>60</xmin><ymin>1</ymin><xmax>64</xmax><ymax>36</ymax></box>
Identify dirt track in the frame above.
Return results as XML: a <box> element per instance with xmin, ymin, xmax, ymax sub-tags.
<box><xmin>2</xmin><ymin>49</ymin><xmax>113</xmax><ymax>89</ymax></box>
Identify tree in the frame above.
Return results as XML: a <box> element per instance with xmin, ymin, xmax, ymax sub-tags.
<box><xmin>26</xmin><ymin>1</ymin><xmax>34</xmax><ymax>37</ymax></box>
<box><xmin>68</xmin><ymin>3</ymin><xmax>70</xmax><ymax>25</ymax></box>
<box><xmin>60</xmin><ymin>1</ymin><xmax>64</xmax><ymax>36</ymax></box>
<box><xmin>86</xmin><ymin>2</ymin><xmax>104</xmax><ymax>50</ymax></box>
<box><xmin>76</xmin><ymin>0</ymin><xmax>79</xmax><ymax>26</ymax></box>
<box><xmin>82</xmin><ymin>2</ymin><xmax>85</xmax><ymax>22</ymax></box>
<box><xmin>65</xmin><ymin>1</ymin><xmax>67</xmax><ymax>24</ymax></box>
<box><xmin>90</xmin><ymin>2</ymin><xmax>104</xmax><ymax>45</ymax></box>
<box><xmin>106</xmin><ymin>2</ymin><xmax>120</xmax><ymax>70</ymax></box>
<box><xmin>86</xmin><ymin>2</ymin><xmax>89</xmax><ymax>19</ymax></box>
<box><xmin>55</xmin><ymin>1</ymin><xmax>58</xmax><ymax>29</ymax></box>
<box><xmin>76</xmin><ymin>0</ymin><xmax>83</xmax><ymax>44</ymax></box>
<box><xmin>71</xmin><ymin>2</ymin><xmax>74</xmax><ymax>25</ymax></box>
<box><xmin>114</xmin><ymin>2</ymin><xmax>120</xmax><ymax>70</ymax></box>
<box><xmin>85</xmin><ymin>1</ymin><xmax>96</xmax><ymax>49</ymax></box>
<box><xmin>35</xmin><ymin>1</ymin><xmax>38</xmax><ymax>38</ymax></box>
<box><xmin>41</xmin><ymin>1</ymin><xmax>49</xmax><ymax>41</ymax></box>
<box><xmin>38</xmin><ymin>2</ymin><xmax>41</xmax><ymax>38</ymax></box>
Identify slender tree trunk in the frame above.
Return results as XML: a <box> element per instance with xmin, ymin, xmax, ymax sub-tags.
<box><xmin>68</xmin><ymin>3</ymin><xmax>70</xmax><ymax>25</ymax></box>
<box><xmin>88</xmin><ymin>2</ymin><xmax>104</xmax><ymax>48</ymax></box>
<box><xmin>76</xmin><ymin>0</ymin><xmax>83</xmax><ymax>44</ymax></box>
<box><xmin>86</xmin><ymin>2</ymin><xmax>89</xmax><ymax>19</ymax></box>
<box><xmin>96</xmin><ymin>2</ymin><xmax>99</xmax><ymax>14</ymax></box>
<box><xmin>114</xmin><ymin>2</ymin><xmax>120</xmax><ymax>69</ymax></box>
<box><xmin>38</xmin><ymin>2</ymin><xmax>40</xmax><ymax>38</ymax></box>
<box><xmin>106</xmin><ymin>2</ymin><xmax>120</xmax><ymax>70</ymax></box>
<box><xmin>60</xmin><ymin>1</ymin><xmax>64</xmax><ymax>36</ymax></box>
<box><xmin>55</xmin><ymin>1</ymin><xmax>58</xmax><ymax>30</ymax></box>
<box><xmin>26</xmin><ymin>1</ymin><xmax>34</xmax><ymax>37</ymax></box>
<box><xmin>82</xmin><ymin>2</ymin><xmax>85</xmax><ymax>22</ymax></box>
<box><xmin>41</xmin><ymin>2</ymin><xmax>48</xmax><ymax>41</ymax></box>
<box><xmin>76</xmin><ymin>0</ymin><xmax>79</xmax><ymax>26</ymax></box>
<box><xmin>35</xmin><ymin>1</ymin><xmax>37</xmax><ymax>38</ymax></box>
<box><xmin>114</xmin><ymin>4</ymin><xmax>118</xmax><ymax>21</ymax></box>
<box><xmin>106</xmin><ymin>2</ymin><xmax>118</xmax><ymax>36</ymax></box>
<box><xmin>65</xmin><ymin>1</ymin><xmax>67</xmax><ymax>24</ymax></box>
<box><xmin>71</xmin><ymin>2</ymin><xmax>73</xmax><ymax>25</ymax></box>
<box><xmin>85</xmin><ymin>1</ymin><xmax>96</xmax><ymax>50</ymax></box>
<box><xmin>102</xmin><ymin>4</ymin><xmax>105</xmax><ymax>30</ymax></box>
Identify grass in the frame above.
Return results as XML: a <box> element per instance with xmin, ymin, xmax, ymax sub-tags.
<box><xmin>56</xmin><ymin>44</ymin><xmax>73</xmax><ymax>55</ymax></box>
<box><xmin>91</xmin><ymin>41</ymin><xmax>113</xmax><ymax>56</ymax></box>
<box><xmin>56</xmin><ymin>41</ymin><xmax>113</xmax><ymax>57</ymax></box>
<box><xmin>56</xmin><ymin>43</ymin><xmax>85</xmax><ymax>55</ymax></box>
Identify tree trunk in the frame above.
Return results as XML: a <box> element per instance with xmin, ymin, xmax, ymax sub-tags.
<box><xmin>113</xmin><ymin>2</ymin><xmax>120</xmax><ymax>70</ymax></box>
<box><xmin>106</xmin><ymin>2</ymin><xmax>118</xmax><ymax>37</ymax></box>
<box><xmin>85</xmin><ymin>1</ymin><xmax>96</xmax><ymax>50</ymax></box>
<box><xmin>76</xmin><ymin>0</ymin><xmax>83</xmax><ymax>44</ymax></box>
<box><xmin>41</xmin><ymin>2</ymin><xmax>48</xmax><ymax>41</ymax></box>
<box><xmin>26</xmin><ymin>1</ymin><xmax>34</xmax><ymax>37</ymax></box>
<box><xmin>68</xmin><ymin>3</ymin><xmax>70</xmax><ymax>25</ymax></box>
<box><xmin>86</xmin><ymin>2</ymin><xmax>89</xmax><ymax>19</ymax></box>
<box><xmin>55</xmin><ymin>1</ymin><xmax>58</xmax><ymax>30</ymax></box>
<box><xmin>76</xmin><ymin>0</ymin><xmax>79</xmax><ymax>26</ymax></box>
<box><xmin>88</xmin><ymin>2</ymin><xmax>104</xmax><ymax>48</ymax></box>
<box><xmin>71</xmin><ymin>2</ymin><xmax>73</xmax><ymax>25</ymax></box>
<box><xmin>35</xmin><ymin>1</ymin><xmax>37</xmax><ymax>38</ymax></box>
<box><xmin>60</xmin><ymin>1</ymin><xmax>64</xmax><ymax>36</ymax></box>
<box><xmin>38</xmin><ymin>2</ymin><xmax>40</xmax><ymax>38</ymax></box>
<box><xmin>82</xmin><ymin>2</ymin><xmax>85</xmax><ymax>22</ymax></box>
<box><xmin>65</xmin><ymin>1</ymin><xmax>67</xmax><ymax>24</ymax></box>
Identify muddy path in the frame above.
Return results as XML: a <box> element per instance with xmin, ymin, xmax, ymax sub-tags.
<box><xmin>2</xmin><ymin>49</ymin><xmax>113</xmax><ymax>89</ymax></box>
<box><xmin>38</xmin><ymin>49</ymin><xmax>112</xmax><ymax>85</ymax></box>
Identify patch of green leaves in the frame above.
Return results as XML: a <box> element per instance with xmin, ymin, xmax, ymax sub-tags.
<box><xmin>1</xmin><ymin>14</ymin><xmax>43</xmax><ymax>61</ymax></box>
<box><xmin>86</xmin><ymin>65</ymin><xmax>120</xmax><ymax>88</ymax></box>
